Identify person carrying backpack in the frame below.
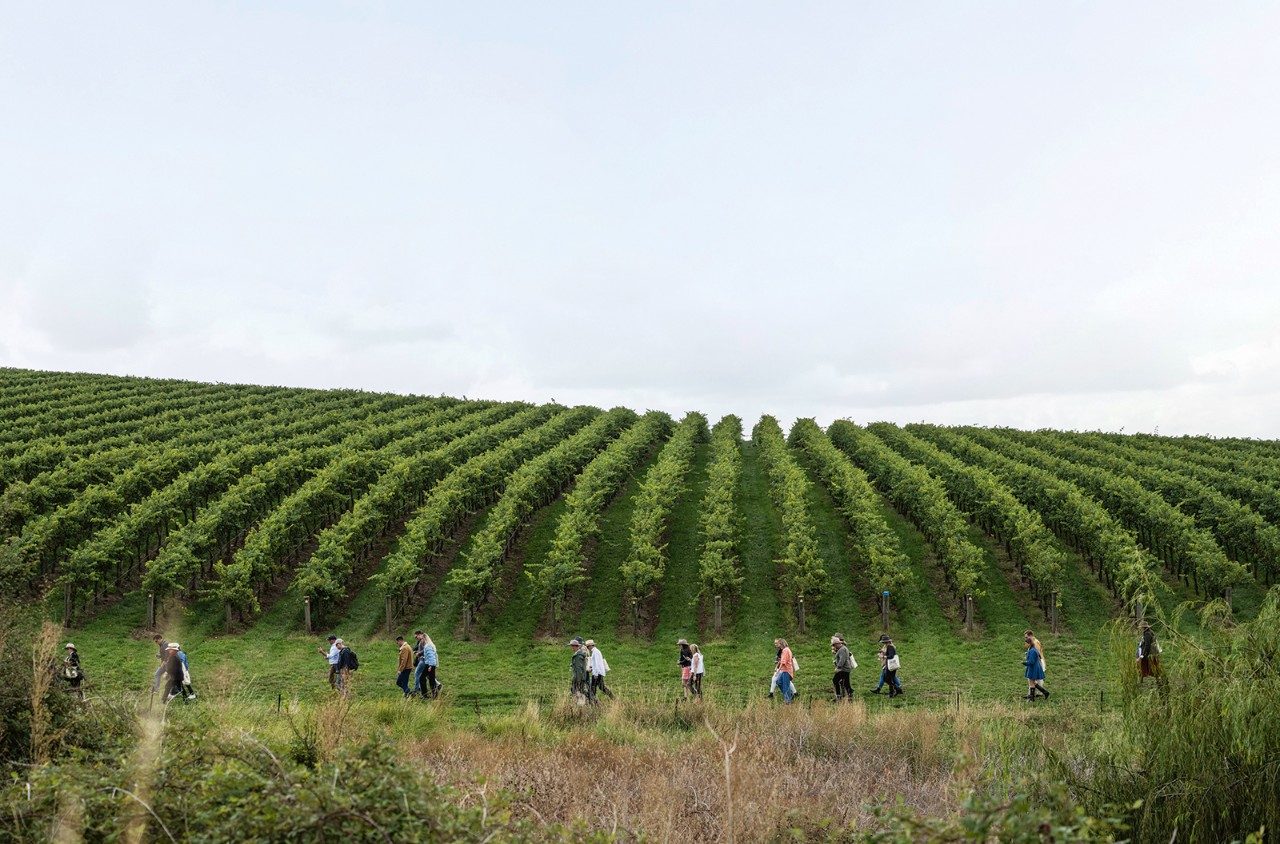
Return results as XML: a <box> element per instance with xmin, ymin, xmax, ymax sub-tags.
<box><xmin>569</xmin><ymin>637</ymin><xmax>593</xmax><ymax>704</ymax></box>
<box><xmin>335</xmin><ymin>639</ymin><xmax>358</xmax><ymax>694</ymax></box>
<box><xmin>62</xmin><ymin>643</ymin><xmax>85</xmax><ymax>701</ymax></box>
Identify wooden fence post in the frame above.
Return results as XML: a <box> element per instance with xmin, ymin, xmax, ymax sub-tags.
<box><xmin>462</xmin><ymin>602</ymin><xmax>472</xmax><ymax>639</ymax></box>
<box><xmin>1050</xmin><ymin>591</ymin><xmax>1060</xmax><ymax>634</ymax></box>
<box><xmin>147</xmin><ymin>592</ymin><xmax>156</xmax><ymax>629</ymax></box>
<box><xmin>714</xmin><ymin>595</ymin><xmax>722</xmax><ymax>635</ymax></box>
<box><xmin>1224</xmin><ymin>587</ymin><xmax>1233</xmax><ymax>613</ymax></box>
<box><xmin>963</xmin><ymin>594</ymin><xmax>974</xmax><ymax>632</ymax></box>
<box><xmin>631</xmin><ymin>598</ymin><xmax>639</xmax><ymax>636</ymax></box>
<box><xmin>64</xmin><ymin>583</ymin><xmax>72</xmax><ymax>627</ymax></box>
<box><xmin>797</xmin><ymin>595</ymin><xmax>806</xmax><ymax>634</ymax></box>
<box><xmin>880</xmin><ymin>591</ymin><xmax>890</xmax><ymax>632</ymax></box>
<box><xmin>303</xmin><ymin>596</ymin><xmax>312</xmax><ymax>633</ymax></box>
<box><xmin>385</xmin><ymin>597</ymin><xmax>394</xmax><ymax>634</ymax></box>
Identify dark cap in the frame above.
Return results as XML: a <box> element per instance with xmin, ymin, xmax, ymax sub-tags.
<box><xmin>327</xmin><ymin>635</ymin><xmax>337</xmax><ymax>641</ymax></box>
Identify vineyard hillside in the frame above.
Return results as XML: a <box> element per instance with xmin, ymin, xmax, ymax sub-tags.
<box><xmin>2</xmin><ymin>367</ymin><xmax>1272</xmax><ymax>710</ymax></box>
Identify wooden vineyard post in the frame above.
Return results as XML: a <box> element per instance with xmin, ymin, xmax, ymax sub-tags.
<box><xmin>225</xmin><ymin>602</ymin><xmax>233</xmax><ymax>629</ymax></box>
<box><xmin>1135</xmin><ymin>598</ymin><xmax>1145</xmax><ymax>626</ymax></box>
<box><xmin>147</xmin><ymin>592</ymin><xmax>156</xmax><ymax>629</ymax></box>
<box><xmin>714</xmin><ymin>595</ymin><xmax>722</xmax><ymax>635</ymax></box>
<box><xmin>632</xmin><ymin>598</ymin><xmax>639</xmax><ymax>637</ymax></box>
<box><xmin>303</xmin><ymin>596</ymin><xmax>313</xmax><ymax>634</ymax></box>
<box><xmin>63</xmin><ymin>583</ymin><xmax>72</xmax><ymax>627</ymax></box>
<box><xmin>1050</xmin><ymin>591</ymin><xmax>1060</xmax><ymax>634</ymax></box>
<box><xmin>880</xmin><ymin>590</ymin><xmax>890</xmax><ymax>632</ymax></box>
<box><xmin>797</xmin><ymin>596</ymin><xmax>806</xmax><ymax>634</ymax></box>
<box><xmin>462</xmin><ymin>602</ymin><xmax>472</xmax><ymax>639</ymax></box>
<box><xmin>551</xmin><ymin>598</ymin><xmax>559</xmax><ymax>637</ymax></box>
<box><xmin>1224</xmin><ymin>587</ymin><xmax>1233</xmax><ymax>613</ymax></box>
<box><xmin>963</xmin><ymin>594</ymin><xmax>974</xmax><ymax>632</ymax></box>
<box><xmin>385</xmin><ymin>597</ymin><xmax>393</xmax><ymax>634</ymax></box>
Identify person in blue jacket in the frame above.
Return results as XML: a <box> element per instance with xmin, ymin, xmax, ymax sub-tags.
<box><xmin>1024</xmin><ymin>634</ymin><xmax>1048</xmax><ymax>700</ymax></box>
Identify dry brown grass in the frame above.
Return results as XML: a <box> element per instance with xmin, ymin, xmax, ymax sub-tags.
<box><xmin>404</xmin><ymin>697</ymin><xmax>985</xmax><ymax>841</ymax></box>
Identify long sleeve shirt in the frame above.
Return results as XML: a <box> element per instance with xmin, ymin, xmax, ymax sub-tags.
<box><xmin>833</xmin><ymin>645</ymin><xmax>853</xmax><ymax>672</ymax></box>
<box><xmin>420</xmin><ymin>644</ymin><xmax>438</xmax><ymax>667</ymax></box>
<box><xmin>326</xmin><ymin>644</ymin><xmax>340</xmax><ymax>666</ymax></box>
<box><xmin>778</xmin><ymin>647</ymin><xmax>795</xmax><ymax>676</ymax></box>
<box><xmin>589</xmin><ymin>648</ymin><xmax>609</xmax><ymax>676</ymax></box>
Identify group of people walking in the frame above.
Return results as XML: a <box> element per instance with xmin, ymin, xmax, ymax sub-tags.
<box><xmin>569</xmin><ymin>637</ymin><xmax>614</xmax><ymax>704</ymax></box>
<box><xmin>58</xmin><ymin>618</ymin><xmax>1164</xmax><ymax>707</ymax></box>
<box><xmin>319</xmin><ymin>631</ymin><xmax>442</xmax><ymax>699</ymax></box>
<box><xmin>151</xmin><ymin>634</ymin><xmax>197</xmax><ymax>703</ymax></box>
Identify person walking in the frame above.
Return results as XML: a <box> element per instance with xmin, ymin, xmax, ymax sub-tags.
<box><xmin>62</xmin><ymin>643</ymin><xmax>85</xmax><ymax>701</ymax></box>
<box><xmin>677</xmin><ymin>639</ymin><xmax>693</xmax><ymax>698</ymax></box>
<box><xmin>569</xmin><ymin>637</ymin><xmax>593</xmax><ymax>704</ymax></box>
<box><xmin>689</xmin><ymin>644</ymin><xmax>705</xmax><ymax>699</ymax></box>
<box><xmin>1024</xmin><ymin>634</ymin><xmax>1049</xmax><ymax>700</ymax></box>
<box><xmin>177</xmin><ymin>646</ymin><xmax>197</xmax><ymax>700</ymax></box>
<box><xmin>413</xmin><ymin>631</ymin><xmax>441</xmax><ymax>699</ymax></box>
<box><xmin>1137</xmin><ymin>621</ymin><xmax>1163</xmax><ymax>684</ymax></box>
<box><xmin>335</xmin><ymin>638</ymin><xmax>359</xmax><ymax>695</ymax></box>
<box><xmin>163</xmin><ymin>643</ymin><xmax>192</xmax><ymax>703</ymax></box>
<box><xmin>883</xmin><ymin>636</ymin><xmax>903</xmax><ymax>699</ymax></box>
<box><xmin>774</xmin><ymin>638</ymin><xmax>796</xmax><ymax>703</ymax></box>
<box><xmin>831</xmin><ymin>636</ymin><xmax>855</xmax><ymax>701</ymax></box>
<box><xmin>395</xmin><ymin>636</ymin><xmax>414</xmax><ymax>697</ymax></box>
<box><xmin>871</xmin><ymin>640</ymin><xmax>889</xmax><ymax>694</ymax></box>
<box><xmin>1025</xmin><ymin>629</ymin><xmax>1048</xmax><ymax>697</ymax></box>
<box><xmin>585</xmin><ymin>639</ymin><xmax>613</xmax><ymax>700</ymax></box>
<box><xmin>318</xmin><ymin>635</ymin><xmax>340</xmax><ymax>689</ymax></box>
<box><xmin>151</xmin><ymin>634</ymin><xmax>169</xmax><ymax>692</ymax></box>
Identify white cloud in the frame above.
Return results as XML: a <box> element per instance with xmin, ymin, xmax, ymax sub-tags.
<box><xmin>3</xmin><ymin>4</ymin><xmax>1280</xmax><ymax>437</ymax></box>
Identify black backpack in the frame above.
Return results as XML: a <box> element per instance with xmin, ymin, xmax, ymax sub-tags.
<box><xmin>346</xmin><ymin>649</ymin><xmax>359</xmax><ymax>671</ymax></box>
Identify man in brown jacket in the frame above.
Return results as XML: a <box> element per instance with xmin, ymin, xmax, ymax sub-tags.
<box><xmin>395</xmin><ymin>636</ymin><xmax>414</xmax><ymax>697</ymax></box>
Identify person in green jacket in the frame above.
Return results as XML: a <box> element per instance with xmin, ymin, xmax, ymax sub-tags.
<box><xmin>569</xmin><ymin>637</ymin><xmax>594</xmax><ymax>704</ymax></box>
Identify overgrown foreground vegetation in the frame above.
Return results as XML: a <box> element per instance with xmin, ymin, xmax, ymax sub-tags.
<box><xmin>3</xmin><ymin>592</ymin><xmax>1276</xmax><ymax>843</ymax></box>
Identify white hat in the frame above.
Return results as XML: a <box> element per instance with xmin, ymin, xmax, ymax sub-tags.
<box><xmin>64</xmin><ymin>643</ymin><xmax>76</xmax><ymax>650</ymax></box>
<box><xmin>584</xmin><ymin>639</ymin><xmax>596</xmax><ymax>646</ymax></box>
<box><xmin>166</xmin><ymin>642</ymin><xmax>180</xmax><ymax>650</ymax></box>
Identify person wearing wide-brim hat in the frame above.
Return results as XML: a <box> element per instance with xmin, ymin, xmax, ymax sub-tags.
<box><xmin>163</xmin><ymin>642</ymin><xmax>190</xmax><ymax>703</ymax></box>
<box><xmin>677</xmin><ymin>638</ymin><xmax>693</xmax><ymax>699</ymax></box>
<box><xmin>1137</xmin><ymin>621</ymin><xmax>1163</xmax><ymax>681</ymax></box>
<box><xmin>61</xmin><ymin>643</ymin><xmax>85</xmax><ymax>700</ymax></box>
<box><xmin>569</xmin><ymin>637</ymin><xmax>593</xmax><ymax>703</ymax></box>
<box><xmin>584</xmin><ymin>639</ymin><xmax>613</xmax><ymax>700</ymax></box>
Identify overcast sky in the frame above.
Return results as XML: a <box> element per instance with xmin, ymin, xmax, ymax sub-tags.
<box><xmin>3</xmin><ymin>4</ymin><xmax>1279</xmax><ymax>436</ymax></box>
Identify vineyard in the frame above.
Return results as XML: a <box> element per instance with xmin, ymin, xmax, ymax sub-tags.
<box><xmin>2</xmin><ymin>367</ymin><xmax>1275</xmax><ymax>706</ymax></box>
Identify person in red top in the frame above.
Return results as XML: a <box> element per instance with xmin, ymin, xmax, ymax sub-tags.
<box><xmin>774</xmin><ymin>638</ymin><xmax>796</xmax><ymax>703</ymax></box>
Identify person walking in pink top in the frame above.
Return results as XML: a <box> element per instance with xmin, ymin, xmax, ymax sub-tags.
<box><xmin>774</xmin><ymin>638</ymin><xmax>796</xmax><ymax>703</ymax></box>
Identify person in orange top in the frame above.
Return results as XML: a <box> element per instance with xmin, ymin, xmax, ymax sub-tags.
<box><xmin>774</xmin><ymin>638</ymin><xmax>796</xmax><ymax>703</ymax></box>
<box><xmin>394</xmin><ymin>636</ymin><xmax>414</xmax><ymax>697</ymax></box>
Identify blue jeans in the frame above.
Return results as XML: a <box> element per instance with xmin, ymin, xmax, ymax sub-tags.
<box><xmin>777</xmin><ymin>671</ymin><xmax>794</xmax><ymax>703</ymax></box>
<box><xmin>875</xmin><ymin>668</ymin><xmax>903</xmax><ymax>693</ymax></box>
<box><xmin>396</xmin><ymin>669</ymin><xmax>411</xmax><ymax>696</ymax></box>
